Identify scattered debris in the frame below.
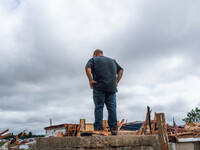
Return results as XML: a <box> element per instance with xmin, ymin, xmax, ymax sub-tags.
<box><xmin>168</xmin><ymin>121</ymin><xmax>200</xmax><ymax>142</ymax></box>
<box><xmin>42</xmin><ymin>106</ymin><xmax>200</xmax><ymax>150</ymax></box>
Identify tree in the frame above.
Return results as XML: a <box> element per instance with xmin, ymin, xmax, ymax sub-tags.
<box><xmin>28</xmin><ymin>132</ymin><xmax>33</xmax><ymax>138</ymax></box>
<box><xmin>182</xmin><ymin>107</ymin><xmax>200</xmax><ymax>123</ymax></box>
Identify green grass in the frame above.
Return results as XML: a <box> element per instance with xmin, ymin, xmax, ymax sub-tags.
<box><xmin>0</xmin><ymin>142</ymin><xmax>5</xmax><ymax>147</ymax></box>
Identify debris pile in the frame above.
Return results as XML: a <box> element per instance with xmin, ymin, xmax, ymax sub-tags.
<box><xmin>43</xmin><ymin>106</ymin><xmax>200</xmax><ymax>150</ymax></box>
<box><xmin>168</xmin><ymin>121</ymin><xmax>200</xmax><ymax>142</ymax></box>
<box><xmin>0</xmin><ymin>130</ymin><xmax>33</xmax><ymax>150</ymax></box>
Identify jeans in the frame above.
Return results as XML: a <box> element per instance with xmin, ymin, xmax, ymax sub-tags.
<box><xmin>93</xmin><ymin>89</ymin><xmax>118</xmax><ymax>130</ymax></box>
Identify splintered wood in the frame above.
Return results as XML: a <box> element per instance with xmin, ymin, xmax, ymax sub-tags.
<box><xmin>80</xmin><ymin>119</ymin><xmax>125</xmax><ymax>136</ymax></box>
<box><xmin>135</xmin><ymin>106</ymin><xmax>200</xmax><ymax>149</ymax></box>
<box><xmin>118</xmin><ymin>119</ymin><xmax>125</xmax><ymax>130</ymax></box>
<box><xmin>0</xmin><ymin>129</ymin><xmax>11</xmax><ymax>139</ymax></box>
<box><xmin>156</xmin><ymin>113</ymin><xmax>169</xmax><ymax>150</ymax></box>
<box><xmin>62</xmin><ymin>119</ymin><xmax>124</xmax><ymax>136</ymax></box>
<box><xmin>168</xmin><ymin>121</ymin><xmax>200</xmax><ymax>142</ymax></box>
<box><xmin>136</xmin><ymin>106</ymin><xmax>152</xmax><ymax>135</ymax></box>
<box><xmin>51</xmin><ymin>106</ymin><xmax>200</xmax><ymax>150</ymax></box>
<box><xmin>136</xmin><ymin>107</ymin><xmax>169</xmax><ymax>150</ymax></box>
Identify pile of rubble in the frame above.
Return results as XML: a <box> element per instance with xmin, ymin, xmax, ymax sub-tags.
<box><xmin>168</xmin><ymin>121</ymin><xmax>200</xmax><ymax>142</ymax></box>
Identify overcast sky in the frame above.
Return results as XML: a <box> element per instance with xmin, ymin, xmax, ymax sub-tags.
<box><xmin>1</xmin><ymin>0</ymin><xmax>200</xmax><ymax>134</ymax></box>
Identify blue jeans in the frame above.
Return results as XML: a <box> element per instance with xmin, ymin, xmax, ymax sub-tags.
<box><xmin>93</xmin><ymin>89</ymin><xmax>118</xmax><ymax>130</ymax></box>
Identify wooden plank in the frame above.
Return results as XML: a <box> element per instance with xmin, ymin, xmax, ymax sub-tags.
<box><xmin>144</xmin><ymin>116</ymin><xmax>147</xmax><ymax>134</ymax></box>
<box><xmin>80</xmin><ymin>119</ymin><xmax>86</xmax><ymax>132</ymax></box>
<box><xmin>0</xmin><ymin>129</ymin><xmax>9</xmax><ymax>136</ymax></box>
<box><xmin>86</xmin><ymin>124</ymin><xmax>94</xmax><ymax>131</ymax></box>
<box><xmin>69</xmin><ymin>124</ymin><xmax>72</xmax><ymax>136</ymax></box>
<box><xmin>123</xmin><ymin>121</ymin><xmax>141</xmax><ymax>126</ymax></box>
<box><xmin>156</xmin><ymin>113</ymin><xmax>169</xmax><ymax>150</ymax></box>
<box><xmin>102</xmin><ymin>120</ymin><xmax>108</xmax><ymax>131</ymax></box>
<box><xmin>73</xmin><ymin>124</ymin><xmax>76</xmax><ymax>136</ymax></box>
<box><xmin>162</xmin><ymin>114</ymin><xmax>169</xmax><ymax>150</ymax></box>
<box><xmin>152</xmin><ymin>112</ymin><xmax>157</xmax><ymax>134</ymax></box>
<box><xmin>144</xmin><ymin>110</ymin><xmax>149</xmax><ymax>135</ymax></box>
<box><xmin>136</xmin><ymin>121</ymin><xmax>145</xmax><ymax>135</ymax></box>
<box><xmin>0</xmin><ymin>133</ymin><xmax>11</xmax><ymax>139</ymax></box>
<box><xmin>76</xmin><ymin>124</ymin><xmax>81</xmax><ymax>134</ymax></box>
<box><xmin>156</xmin><ymin>113</ymin><xmax>165</xmax><ymax>150</ymax></box>
<box><xmin>137</xmin><ymin>108</ymin><xmax>150</xmax><ymax>135</ymax></box>
<box><xmin>77</xmin><ymin>123</ymin><xmax>81</xmax><ymax>136</ymax></box>
<box><xmin>147</xmin><ymin>106</ymin><xmax>152</xmax><ymax>134</ymax></box>
<box><xmin>118</xmin><ymin>119</ymin><xmax>125</xmax><ymax>130</ymax></box>
<box><xmin>67</xmin><ymin>124</ymin><xmax>70</xmax><ymax>136</ymax></box>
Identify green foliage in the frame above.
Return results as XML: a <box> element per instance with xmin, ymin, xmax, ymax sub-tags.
<box><xmin>28</xmin><ymin>132</ymin><xmax>33</xmax><ymax>137</ymax></box>
<box><xmin>0</xmin><ymin>143</ymin><xmax>5</xmax><ymax>147</ymax></box>
<box><xmin>182</xmin><ymin>107</ymin><xmax>200</xmax><ymax>123</ymax></box>
<box><xmin>19</xmin><ymin>132</ymin><xmax>44</xmax><ymax>139</ymax></box>
<box><xmin>4</xmin><ymin>131</ymin><xmax>45</xmax><ymax>140</ymax></box>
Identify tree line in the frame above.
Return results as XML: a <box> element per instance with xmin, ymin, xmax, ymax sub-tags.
<box><xmin>4</xmin><ymin>132</ymin><xmax>45</xmax><ymax>140</ymax></box>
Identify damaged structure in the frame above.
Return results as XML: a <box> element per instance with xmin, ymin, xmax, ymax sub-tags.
<box><xmin>40</xmin><ymin>106</ymin><xmax>200</xmax><ymax>150</ymax></box>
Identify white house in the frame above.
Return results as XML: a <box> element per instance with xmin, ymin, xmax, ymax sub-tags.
<box><xmin>44</xmin><ymin>124</ymin><xmax>66</xmax><ymax>137</ymax></box>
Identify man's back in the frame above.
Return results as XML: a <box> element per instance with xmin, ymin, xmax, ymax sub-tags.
<box><xmin>86</xmin><ymin>56</ymin><xmax>122</xmax><ymax>92</ymax></box>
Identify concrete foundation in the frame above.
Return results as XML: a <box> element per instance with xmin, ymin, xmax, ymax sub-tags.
<box><xmin>28</xmin><ymin>136</ymin><xmax>200</xmax><ymax>150</ymax></box>
<box><xmin>33</xmin><ymin>135</ymin><xmax>160</xmax><ymax>150</ymax></box>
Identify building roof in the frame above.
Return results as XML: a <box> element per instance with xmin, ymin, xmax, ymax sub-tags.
<box><xmin>44</xmin><ymin>124</ymin><xmax>68</xmax><ymax>130</ymax></box>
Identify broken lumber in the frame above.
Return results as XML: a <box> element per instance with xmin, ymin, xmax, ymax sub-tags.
<box><xmin>118</xmin><ymin>119</ymin><xmax>125</xmax><ymax>130</ymax></box>
<box><xmin>0</xmin><ymin>129</ymin><xmax>9</xmax><ymax>136</ymax></box>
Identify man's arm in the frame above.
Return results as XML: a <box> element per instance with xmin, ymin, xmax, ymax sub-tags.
<box><xmin>116</xmin><ymin>69</ymin><xmax>124</xmax><ymax>87</ymax></box>
<box><xmin>85</xmin><ymin>67</ymin><xmax>97</xmax><ymax>89</ymax></box>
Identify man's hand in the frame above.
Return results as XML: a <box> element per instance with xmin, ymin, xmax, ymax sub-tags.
<box><xmin>116</xmin><ymin>69</ymin><xmax>124</xmax><ymax>87</ymax></box>
<box><xmin>85</xmin><ymin>67</ymin><xmax>97</xmax><ymax>89</ymax></box>
<box><xmin>89</xmin><ymin>80</ymin><xmax>97</xmax><ymax>89</ymax></box>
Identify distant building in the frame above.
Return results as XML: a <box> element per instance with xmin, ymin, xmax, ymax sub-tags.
<box><xmin>44</xmin><ymin>124</ymin><xmax>67</xmax><ymax>137</ymax></box>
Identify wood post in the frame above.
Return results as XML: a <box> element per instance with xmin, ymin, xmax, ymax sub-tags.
<box><xmin>80</xmin><ymin>119</ymin><xmax>86</xmax><ymax>132</ymax></box>
<box><xmin>156</xmin><ymin>113</ymin><xmax>169</xmax><ymax>150</ymax></box>
<box><xmin>147</xmin><ymin>106</ymin><xmax>152</xmax><ymax>134</ymax></box>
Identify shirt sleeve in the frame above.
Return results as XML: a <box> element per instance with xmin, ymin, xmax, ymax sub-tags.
<box><xmin>85</xmin><ymin>58</ymin><xmax>94</xmax><ymax>69</ymax></box>
<box><xmin>115</xmin><ymin>60</ymin><xmax>123</xmax><ymax>73</ymax></box>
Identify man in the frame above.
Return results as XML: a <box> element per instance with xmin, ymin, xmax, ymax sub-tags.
<box><xmin>85</xmin><ymin>49</ymin><xmax>123</xmax><ymax>135</ymax></box>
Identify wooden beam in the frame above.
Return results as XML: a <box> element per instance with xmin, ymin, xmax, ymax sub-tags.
<box><xmin>102</xmin><ymin>120</ymin><xmax>108</xmax><ymax>131</ymax></box>
<box><xmin>156</xmin><ymin>113</ymin><xmax>169</xmax><ymax>150</ymax></box>
<box><xmin>0</xmin><ymin>129</ymin><xmax>9</xmax><ymax>136</ymax></box>
<box><xmin>152</xmin><ymin>112</ymin><xmax>157</xmax><ymax>134</ymax></box>
<box><xmin>147</xmin><ymin>106</ymin><xmax>152</xmax><ymax>134</ymax></box>
<box><xmin>80</xmin><ymin>119</ymin><xmax>86</xmax><ymax>132</ymax></box>
<box><xmin>137</xmin><ymin>109</ymin><xmax>149</xmax><ymax>135</ymax></box>
<box><xmin>0</xmin><ymin>133</ymin><xmax>11</xmax><ymax>139</ymax></box>
<box><xmin>118</xmin><ymin>119</ymin><xmax>125</xmax><ymax>130</ymax></box>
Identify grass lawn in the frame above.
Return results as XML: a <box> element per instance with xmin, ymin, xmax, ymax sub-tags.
<box><xmin>0</xmin><ymin>142</ymin><xmax>5</xmax><ymax>147</ymax></box>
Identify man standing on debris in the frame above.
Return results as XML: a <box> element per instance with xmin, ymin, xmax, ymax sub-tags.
<box><xmin>85</xmin><ymin>49</ymin><xmax>124</xmax><ymax>135</ymax></box>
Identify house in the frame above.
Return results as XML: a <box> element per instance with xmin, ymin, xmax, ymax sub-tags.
<box><xmin>44</xmin><ymin>124</ymin><xmax>67</xmax><ymax>137</ymax></box>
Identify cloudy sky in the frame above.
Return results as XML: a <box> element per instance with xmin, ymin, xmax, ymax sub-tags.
<box><xmin>1</xmin><ymin>0</ymin><xmax>200</xmax><ymax>134</ymax></box>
